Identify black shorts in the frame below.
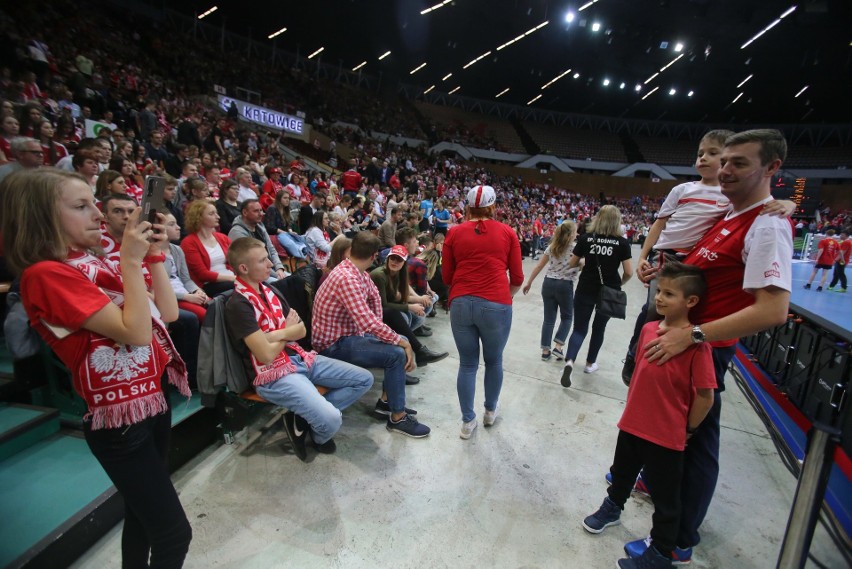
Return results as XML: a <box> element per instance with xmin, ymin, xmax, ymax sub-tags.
<box><xmin>815</xmin><ymin>263</ymin><xmax>833</xmax><ymax>270</ymax></box>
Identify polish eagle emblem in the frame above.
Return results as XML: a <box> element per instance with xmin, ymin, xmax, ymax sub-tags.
<box><xmin>90</xmin><ymin>344</ymin><xmax>151</xmax><ymax>382</ymax></box>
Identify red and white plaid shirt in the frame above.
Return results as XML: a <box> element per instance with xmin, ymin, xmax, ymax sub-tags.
<box><xmin>311</xmin><ymin>258</ymin><xmax>401</xmax><ymax>353</ymax></box>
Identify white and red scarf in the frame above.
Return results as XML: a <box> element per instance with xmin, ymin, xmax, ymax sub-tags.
<box><xmin>234</xmin><ymin>278</ymin><xmax>316</xmax><ymax>386</ymax></box>
<box><xmin>65</xmin><ymin>250</ymin><xmax>190</xmax><ymax>429</ymax></box>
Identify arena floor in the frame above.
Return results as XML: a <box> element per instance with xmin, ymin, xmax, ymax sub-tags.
<box><xmin>73</xmin><ymin>247</ymin><xmax>846</xmax><ymax>569</ymax></box>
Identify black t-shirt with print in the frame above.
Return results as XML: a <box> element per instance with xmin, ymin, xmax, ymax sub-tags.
<box><xmin>573</xmin><ymin>233</ymin><xmax>632</xmax><ymax>296</ymax></box>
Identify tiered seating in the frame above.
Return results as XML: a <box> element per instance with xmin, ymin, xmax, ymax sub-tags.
<box><xmin>523</xmin><ymin>122</ymin><xmax>627</xmax><ymax>162</ymax></box>
<box><xmin>633</xmin><ymin>135</ymin><xmax>696</xmax><ymax>166</ymax></box>
<box><xmin>784</xmin><ymin>146</ymin><xmax>851</xmax><ymax>169</ymax></box>
<box><xmin>416</xmin><ymin>102</ymin><xmax>526</xmax><ymax>153</ymax></box>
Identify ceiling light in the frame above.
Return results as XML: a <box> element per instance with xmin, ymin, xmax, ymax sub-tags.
<box><xmin>462</xmin><ymin>51</ymin><xmax>492</xmax><ymax>69</ymax></box>
<box><xmin>591</xmin><ymin>22</ymin><xmax>601</xmax><ymax>32</ymax></box>
<box><xmin>268</xmin><ymin>27</ymin><xmax>287</xmax><ymax>39</ymax></box>
<box><xmin>634</xmin><ymin>84</ymin><xmax>641</xmax><ymax>92</ymax></box>
<box><xmin>421</xmin><ymin>0</ymin><xmax>452</xmax><ymax>15</ymax></box>
<box><xmin>410</xmin><ymin>62</ymin><xmax>427</xmax><ymax>75</ymax></box>
<box><xmin>659</xmin><ymin>53</ymin><xmax>684</xmax><ymax>72</ymax></box>
<box><xmin>541</xmin><ymin>69</ymin><xmax>572</xmax><ymax>89</ymax></box>
<box><xmin>674</xmin><ymin>43</ymin><xmax>684</xmax><ymax>52</ymax></box>
<box><xmin>687</xmin><ymin>90</ymin><xmax>694</xmax><ymax>97</ymax></box>
<box><xmin>496</xmin><ymin>88</ymin><xmax>510</xmax><ymax>98</ymax></box>
<box><xmin>449</xmin><ymin>86</ymin><xmax>460</xmax><ymax>94</ymax></box>
<box><xmin>741</xmin><ymin>5</ymin><xmax>797</xmax><ymax>49</ymax></box>
<box><xmin>496</xmin><ymin>21</ymin><xmax>549</xmax><ymax>51</ymax></box>
<box><xmin>527</xmin><ymin>94</ymin><xmax>542</xmax><ymax>105</ymax></box>
<box><xmin>579</xmin><ymin>0</ymin><xmax>600</xmax><ymax>11</ymax></box>
<box><xmin>660</xmin><ymin>41</ymin><xmax>669</xmax><ymax>49</ymax></box>
<box><xmin>308</xmin><ymin>47</ymin><xmax>324</xmax><ymax>59</ymax></box>
<box><xmin>669</xmin><ymin>88</ymin><xmax>676</xmax><ymax>95</ymax></box>
<box><xmin>795</xmin><ymin>85</ymin><xmax>809</xmax><ymax>98</ymax></box>
<box><xmin>737</xmin><ymin>74</ymin><xmax>753</xmax><ymax>88</ymax></box>
<box><xmin>565</xmin><ymin>12</ymin><xmax>575</xmax><ymax>23</ymax></box>
<box><xmin>352</xmin><ymin>61</ymin><xmax>366</xmax><ymax>71</ymax></box>
<box><xmin>573</xmin><ymin>73</ymin><xmax>580</xmax><ymax>79</ymax></box>
<box><xmin>644</xmin><ymin>72</ymin><xmax>659</xmax><ymax>85</ymax></box>
<box><xmin>441</xmin><ymin>73</ymin><xmax>453</xmax><ymax>82</ymax></box>
<box><xmin>603</xmin><ymin>79</ymin><xmax>610</xmax><ymax>86</ymax></box>
<box><xmin>378</xmin><ymin>50</ymin><xmax>391</xmax><ymax>60</ymax></box>
<box><xmin>731</xmin><ymin>92</ymin><xmax>744</xmax><ymax>104</ymax></box>
<box><xmin>198</xmin><ymin>6</ymin><xmax>218</xmax><ymax>19</ymax></box>
<box><xmin>641</xmin><ymin>86</ymin><xmax>659</xmax><ymax>100</ymax></box>
<box><xmin>424</xmin><ymin>85</ymin><xmax>435</xmax><ymax>94</ymax></box>
<box><xmin>619</xmin><ymin>82</ymin><xmax>625</xmax><ymax>89</ymax></box>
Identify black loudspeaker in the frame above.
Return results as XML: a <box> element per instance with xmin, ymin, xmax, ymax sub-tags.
<box><xmin>783</xmin><ymin>325</ymin><xmax>823</xmax><ymax>408</ymax></box>
<box><xmin>765</xmin><ymin>319</ymin><xmax>799</xmax><ymax>384</ymax></box>
<box><xmin>800</xmin><ymin>337</ymin><xmax>850</xmax><ymax>426</ymax></box>
<box><xmin>741</xmin><ymin>331</ymin><xmax>760</xmax><ymax>354</ymax></box>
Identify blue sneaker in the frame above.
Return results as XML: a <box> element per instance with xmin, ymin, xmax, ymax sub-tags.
<box><xmin>582</xmin><ymin>497</ymin><xmax>622</xmax><ymax>533</ymax></box>
<box><xmin>625</xmin><ymin>537</ymin><xmax>692</xmax><ymax>566</ymax></box>
<box><xmin>618</xmin><ymin>544</ymin><xmax>673</xmax><ymax>568</ymax></box>
<box><xmin>386</xmin><ymin>414</ymin><xmax>430</xmax><ymax>438</ymax></box>
<box><xmin>605</xmin><ymin>472</ymin><xmax>652</xmax><ymax>499</ymax></box>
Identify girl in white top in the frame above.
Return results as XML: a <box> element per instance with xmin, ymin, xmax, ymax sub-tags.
<box><xmin>522</xmin><ymin>221</ymin><xmax>579</xmax><ymax>361</ymax></box>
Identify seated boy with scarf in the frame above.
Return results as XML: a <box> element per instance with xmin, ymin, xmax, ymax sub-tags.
<box><xmin>224</xmin><ymin>237</ymin><xmax>374</xmax><ymax>460</ymax></box>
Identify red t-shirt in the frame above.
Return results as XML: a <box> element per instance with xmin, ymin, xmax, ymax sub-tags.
<box><xmin>816</xmin><ymin>237</ymin><xmax>839</xmax><ymax>266</ymax></box>
<box><xmin>619</xmin><ymin>321</ymin><xmax>716</xmax><ymax>451</ymax></box>
<box><xmin>442</xmin><ymin>219</ymin><xmax>523</xmax><ymax>305</ymax></box>
<box><xmin>341</xmin><ymin>170</ymin><xmax>362</xmax><ymax>192</ymax></box>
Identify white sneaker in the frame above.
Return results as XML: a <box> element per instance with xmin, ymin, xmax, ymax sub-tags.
<box><xmin>483</xmin><ymin>406</ymin><xmax>498</xmax><ymax>426</ymax></box>
<box><xmin>460</xmin><ymin>419</ymin><xmax>478</xmax><ymax>439</ymax></box>
<box><xmin>584</xmin><ymin>362</ymin><xmax>599</xmax><ymax>374</ymax></box>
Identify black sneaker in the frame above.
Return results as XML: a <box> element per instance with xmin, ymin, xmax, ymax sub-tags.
<box><xmin>817</xmin><ymin>286</ymin><xmax>823</xmax><ymax>292</ymax></box>
<box><xmin>374</xmin><ymin>398</ymin><xmax>418</xmax><ymax>416</ymax></box>
<box><xmin>804</xmin><ymin>283</ymin><xmax>811</xmax><ymax>289</ymax></box>
<box><xmin>416</xmin><ymin>346</ymin><xmax>449</xmax><ymax>366</ymax></box>
<box><xmin>283</xmin><ymin>411</ymin><xmax>308</xmax><ymax>461</ymax></box>
<box><xmin>582</xmin><ymin>497</ymin><xmax>622</xmax><ymax>534</ymax></box>
<box><xmin>561</xmin><ymin>360</ymin><xmax>574</xmax><ymax>387</ymax></box>
<box><xmin>312</xmin><ymin>437</ymin><xmax>337</xmax><ymax>454</ymax></box>
<box><xmin>621</xmin><ymin>352</ymin><xmax>635</xmax><ymax>386</ymax></box>
<box><xmin>405</xmin><ymin>374</ymin><xmax>421</xmax><ymax>385</ymax></box>
<box><xmin>386</xmin><ymin>414</ymin><xmax>431</xmax><ymax>438</ymax></box>
<box><xmin>420</xmin><ymin>324</ymin><xmax>432</xmax><ymax>332</ymax></box>
<box><xmin>413</xmin><ymin>327</ymin><xmax>433</xmax><ymax>337</ymax></box>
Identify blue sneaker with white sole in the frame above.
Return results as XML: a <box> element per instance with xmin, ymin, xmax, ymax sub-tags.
<box><xmin>624</xmin><ymin>537</ymin><xmax>692</xmax><ymax>565</ymax></box>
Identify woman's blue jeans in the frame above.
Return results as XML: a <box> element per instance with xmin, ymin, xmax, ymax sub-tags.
<box><xmin>450</xmin><ymin>296</ymin><xmax>513</xmax><ymax>422</ymax></box>
<box><xmin>565</xmin><ymin>292</ymin><xmax>611</xmax><ymax>364</ymax></box>
<box><xmin>540</xmin><ymin>277</ymin><xmax>574</xmax><ymax>349</ymax></box>
<box><xmin>277</xmin><ymin>232</ymin><xmax>308</xmax><ymax>259</ymax></box>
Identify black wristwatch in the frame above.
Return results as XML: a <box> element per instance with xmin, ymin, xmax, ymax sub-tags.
<box><xmin>691</xmin><ymin>325</ymin><xmax>706</xmax><ymax>344</ymax></box>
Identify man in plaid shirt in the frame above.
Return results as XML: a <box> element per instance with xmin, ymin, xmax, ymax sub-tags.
<box><xmin>312</xmin><ymin>232</ymin><xmax>435</xmax><ymax>438</ymax></box>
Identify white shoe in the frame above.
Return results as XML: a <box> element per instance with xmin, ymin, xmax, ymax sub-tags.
<box><xmin>584</xmin><ymin>362</ymin><xmax>599</xmax><ymax>374</ymax></box>
<box><xmin>460</xmin><ymin>419</ymin><xmax>478</xmax><ymax>439</ymax></box>
<box><xmin>483</xmin><ymin>406</ymin><xmax>498</xmax><ymax>427</ymax></box>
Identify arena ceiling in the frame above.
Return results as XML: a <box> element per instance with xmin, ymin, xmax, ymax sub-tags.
<box><xmin>182</xmin><ymin>0</ymin><xmax>851</xmax><ymax>125</ymax></box>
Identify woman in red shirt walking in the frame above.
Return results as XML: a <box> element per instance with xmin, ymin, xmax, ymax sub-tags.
<box><xmin>443</xmin><ymin>185</ymin><xmax>523</xmax><ymax>439</ymax></box>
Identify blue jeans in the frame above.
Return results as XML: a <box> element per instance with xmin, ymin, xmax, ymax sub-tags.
<box><xmin>256</xmin><ymin>354</ymin><xmax>373</xmax><ymax>444</ymax></box>
<box><xmin>540</xmin><ymin>277</ymin><xmax>574</xmax><ymax>349</ymax></box>
<box><xmin>276</xmin><ymin>232</ymin><xmax>308</xmax><ymax>259</ymax></box>
<box><xmin>450</xmin><ymin>296</ymin><xmax>513</xmax><ymax>422</ymax></box>
<box><xmin>565</xmin><ymin>291</ymin><xmax>610</xmax><ymax>364</ymax></box>
<box><xmin>320</xmin><ymin>335</ymin><xmax>408</xmax><ymax>414</ymax></box>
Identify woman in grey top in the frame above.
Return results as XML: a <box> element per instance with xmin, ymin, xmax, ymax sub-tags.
<box><xmin>522</xmin><ymin>220</ymin><xmax>578</xmax><ymax>361</ymax></box>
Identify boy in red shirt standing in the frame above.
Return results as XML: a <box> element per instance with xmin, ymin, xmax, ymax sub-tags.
<box><xmin>805</xmin><ymin>229</ymin><xmax>839</xmax><ymax>291</ymax></box>
<box><xmin>829</xmin><ymin>228</ymin><xmax>850</xmax><ymax>292</ymax></box>
<box><xmin>582</xmin><ymin>262</ymin><xmax>716</xmax><ymax>569</ymax></box>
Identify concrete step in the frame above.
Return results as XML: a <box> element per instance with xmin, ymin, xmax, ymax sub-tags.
<box><xmin>0</xmin><ymin>403</ymin><xmax>60</xmax><ymax>462</ymax></box>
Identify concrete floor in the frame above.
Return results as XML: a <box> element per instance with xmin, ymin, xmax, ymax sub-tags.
<box><xmin>73</xmin><ymin>247</ymin><xmax>846</xmax><ymax>569</ymax></box>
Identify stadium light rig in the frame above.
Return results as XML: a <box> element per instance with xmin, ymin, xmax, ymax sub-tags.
<box><xmin>421</xmin><ymin>0</ymin><xmax>453</xmax><ymax>15</ymax></box>
<box><xmin>410</xmin><ymin>63</ymin><xmax>427</xmax><ymax>75</ymax></box>
<box><xmin>462</xmin><ymin>51</ymin><xmax>492</xmax><ymax>69</ymax></box>
<box><xmin>449</xmin><ymin>86</ymin><xmax>461</xmax><ymax>94</ymax></box>
<box><xmin>352</xmin><ymin>61</ymin><xmax>367</xmax><ymax>71</ymax></box>
<box><xmin>424</xmin><ymin>85</ymin><xmax>435</xmax><ymax>94</ymax></box>
<box><xmin>198</xmin><ymin>6</ymin><xmax>218</xmax><ymax>19</ymax></box>
<box><xmin>442</xmin><ymin>73</ymin><xmax>453</xmax><ymax>81</ymax></box>
<box><xmin>496</xmin><ymin>88</ymin><xmax>510</xmax><ymax>98</ymax></box>
<box><xmin>268</xmin><ymin>27</ymin><xmax>287</xmax><ymax>39</ymax></box>
<box><xmin>527</xmin><ymin>94</ymin><xmax>543</xmax><ymax>105</ymax></box>
<box><xmin>795</xmin><ymin>85</ymin><xmax>809</xmax><ymax>98</ymax></box>
<box><xmin>737</xmin><ymin>74</ymin><xmax>753</xmax><ymax>88</ymax></box>
<box><xmin>378</xmin><ymin>51</ymin><xmax>391</xmax><ymax>61</ymax></box>
<box><xmin>579</xmin><ymin>0</ymin><xmax>600</xmax><ymax>11</ymax></box>
<box><xmin>741</xmin><ymin>5</ymin><xmax>797</xmax><ymax>49</ymax></box>
<box><xmin>496</xmin><ymin>21</ymin><xmax>550</xmax><ymax>51</ymax></box>
<box><xmin>541</xmin><ymin>69</ymin><xmax>572</xmax><ymax>90</ymax></box>
<box><xmin>641</xmin><ymin>86</ymin><xmax>659</xmax><ymax>100</ymax></box>
<box><xmin>308</xmin><ymin>47</ymin><xmax>324</xmax><ymax>59</ymax></box>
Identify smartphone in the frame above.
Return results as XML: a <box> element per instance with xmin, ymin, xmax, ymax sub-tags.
<box><xmin>140</xmin><ymin>176</ymin><xmax>166</xmax><ymax>226</ymax></box>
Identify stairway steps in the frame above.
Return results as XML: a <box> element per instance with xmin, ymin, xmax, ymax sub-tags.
<box><xmin>0</xmin><ymin>403</ymin><xmax>60</xmax><ymax>462</ymax></box>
